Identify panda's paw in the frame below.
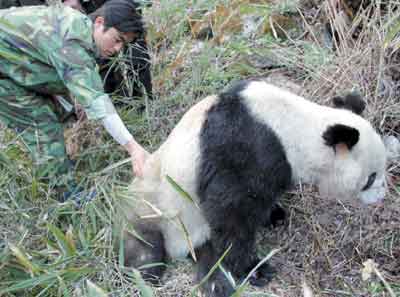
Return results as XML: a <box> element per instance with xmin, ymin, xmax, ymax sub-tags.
<box><xmin>199</xmin><ymin>275</ymin><xmax>235</xmax><ymax>297</ymax></box>
<box><xmin>247</xmin><ymin>262</ymin><xmax>276</xmax><ymax>287</ymax></box>
<box><xmin>268</xmin><ymin>204</ymin><xmax>286</xmax><ymax>228</ymax></box>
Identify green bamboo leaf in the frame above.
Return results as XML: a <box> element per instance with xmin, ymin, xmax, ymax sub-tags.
<box><xmin>0</xmin><ymin>273</ymin><xmax>57</xmax><ymax>294</ymax></box>
<box><xmin>230</xmin><ymin>284</ymin><xmax>247</xmax><ymax>297</ymax></box>
<box><xmin>137</xmin><ymin>262</ymin><xmax>167</xmax><ymax>270</ymax></box>
<box><xmin>86</xmin><ymin>280</ymin><xmax>108</xmax><ymax>297</ymax></box>
<box><xmin>8</xmin><ymin>243</ymin><xmax>41</xmax><ymax>275</ymax></box>
<box><xmin>47</xmin><ymin>223</ymin><xmax>76</xmax><ymax>258</ymax></box>
<box><xmin>177</xmin><ymin>216</ymin><xmax>197</xmax><ymax>262</ymax></box>
<box><xmin>166</xmin><ymin>175</ymin><xmax>199</xmax><ymax>208</ymax></box>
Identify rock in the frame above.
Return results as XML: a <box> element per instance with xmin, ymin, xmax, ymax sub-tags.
<box><xmin>383</xmin><ymin>135</ymin><xmax>400</xmax><ymax>161</ymax></box>
<box><xmin>263</xmin><ymin>14</ymin><xmax>302</xmax><ymax>40</ymax></box>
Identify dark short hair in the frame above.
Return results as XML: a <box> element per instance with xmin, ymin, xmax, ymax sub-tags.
<box><xmin>89</xmin><ymin>0</ymin><xmax>144</xmax><ymax>35</ymax></box>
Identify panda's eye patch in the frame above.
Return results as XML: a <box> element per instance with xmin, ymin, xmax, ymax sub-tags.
<box><xmin>362</xmin><ymin>172</ymin><xmax>377</xmax><ymax>191</ymax></box>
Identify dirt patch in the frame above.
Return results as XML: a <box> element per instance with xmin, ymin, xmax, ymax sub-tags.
<box><xmin>258</xmin><ymin>188</ymin><xmax>400</xmax><ymax>296</ymax></box>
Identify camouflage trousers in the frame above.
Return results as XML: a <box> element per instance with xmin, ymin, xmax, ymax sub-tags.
<box><xmin>0</xmin><ymin>78</ymin><xmax>73</xmax><ymax>187</ymax></box>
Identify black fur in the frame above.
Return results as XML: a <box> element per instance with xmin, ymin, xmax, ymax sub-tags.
<box><xmin>195</xmin><ymin>241</ymin><xmax>236</xmax><ymax>297</ymax></box>
<box><xmin>123</xmin><ymin>221</ymin><xmax>166</xmax><ymax>284</ymax></box>
<box><xmin>332</xmin><ymin>92</ymin><xmax>365</xmax><ymax>115</ymax></box>
<box><xmin>100</xmin><ymin>38</ymin><xmax>153</xmax><ymax>102</ymax></box>
<box><xmin>323</xmin><ymin>124</ymin><xmax>360</xmax><ymax>151</ymax></box>
<box><xmin>196</xmin><ymin>80</ymin><xmax>292</xmax><ymax>296</ymax></box>
<box><xmin>266</xmin><ymin>203</ymin><xmax>287</xmax><ymax>227</ymax></box>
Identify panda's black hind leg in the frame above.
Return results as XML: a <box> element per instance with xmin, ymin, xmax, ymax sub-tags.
<box><xmin>197</xmin><ymin>170</ymin><xmax>280</xmax><ymax>290</ymax></box>
<box><xmin>123</xmin><ymin>221</ymin><xmax>166</xmax><ymax>284</ymax></box>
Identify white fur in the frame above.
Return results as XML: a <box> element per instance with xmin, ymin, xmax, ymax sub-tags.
<box><xmin>127</xmin><ymin>81</ymin><xmax>387</xmax><ymax>258</ymax></box>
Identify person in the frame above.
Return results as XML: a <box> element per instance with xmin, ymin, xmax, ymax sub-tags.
<box><xmin>0</xmin><ymin>0</ymin><xmax>149</xmax><ymax>199</ymax></box>
<box><xmin>0</xmin><ymin>0</ymin><xmax>153</xmax><ymax>104</ymax></box>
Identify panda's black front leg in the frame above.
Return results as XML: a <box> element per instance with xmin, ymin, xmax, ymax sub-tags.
<box><xmin>246</xmin><ymin>259</ymin><xmax>276</xmax><ymax>287</ymax></box>
<box><xmin>195</xmin><ymin>241</ymin><xmax>235</xmax><ymax>297</ymax></box>
<box><xmin>208</xmin><ymin>209</ymin><xmax>275</xmax><ymax>287</ymax></box>
<box><xmin>198</xmin><ymin>171</ymin><xmax>276</xmax><ymax>292</ymax></box>
<box><xmin>264</xmin><ymin>203</ymin><xmax>287</xmax><ymax>228</ymax></box>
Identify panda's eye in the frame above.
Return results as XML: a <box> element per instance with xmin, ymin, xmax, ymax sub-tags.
<box><xmin>362</xmin><ymin>172</ymin><xmax>377</xmax><ymax>191</ymax></box>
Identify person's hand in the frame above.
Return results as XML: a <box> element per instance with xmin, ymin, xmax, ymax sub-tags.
<box><xmin>130</xmin><ymin>144</ymin><xmax>149</xmax><ymax>178</ymax></box>
<box><xmin>124</xmin><ymin>139</ymin><xmax>150</xmax><ymax>178</ymax></box>
<box><xmin>74</xmin><ymin>103</ymin><xmax>86</xmax><ymax>122</ymax></box>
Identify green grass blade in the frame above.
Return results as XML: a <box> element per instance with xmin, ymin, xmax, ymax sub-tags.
<box><xmin>232</xmin><ymin>248</ymin><xmax>281</xmax><ymax>297</ymax></box>
<box><xmin>0</xmin><ymin>273</ymin><xmax>58</xmax><ymax>294</ymax></box>
<box><xmin>62</xmin><ymin>267</ymin><xmax>96</xmax><ymax>281</ymax></box>
<box><xmin>191</xmin><ymin>245</ymin><xmax>233</xmax><ymax>297</ymax></box>
<box><xmin>166</xmin><ymin>175</ymin><xmax>199</xmax><ymax>208</ymax></box>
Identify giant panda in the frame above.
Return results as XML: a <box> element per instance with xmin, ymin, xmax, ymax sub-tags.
<box><xmin>122</xmin><ymin>79</ymin><xmax>387</xmax><ymax>297</ymax></box>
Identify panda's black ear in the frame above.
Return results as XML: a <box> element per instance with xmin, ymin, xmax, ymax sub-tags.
<box><xmin>323</xmin><ymin>124</ymin><xmax>360</xmax><ymax>151</ymax></box>
<box><xmin>332</xmin><ymin>91</ymin><xmax>366</xmax><ymax>115</ymax></box>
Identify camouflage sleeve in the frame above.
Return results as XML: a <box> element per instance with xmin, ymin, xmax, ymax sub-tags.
<box><xmin>48</xmin><ymin>42</ymin><xmax>115</xmax><ymax>119</ymax></box>
<box><xmin>48</xmin><ymin>47</ymin><xmax>116</xmax><ymax>120</ymax></box>
<box><xmin>44</xmin><ymin>8</ymin><xmax>115</xmax><ymax>120</ymax></box>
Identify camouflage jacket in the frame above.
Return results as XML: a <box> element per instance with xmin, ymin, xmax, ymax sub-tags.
<box><xmin>0</xmin><ymin>5</ymin><xmax>113</xmax><ymax>120</ymax></box>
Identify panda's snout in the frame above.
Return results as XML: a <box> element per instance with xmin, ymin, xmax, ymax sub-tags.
<box><xmin>360</xmin><ymin>185</ymin><xmax>386</xmax><ymax>204</ymax></box>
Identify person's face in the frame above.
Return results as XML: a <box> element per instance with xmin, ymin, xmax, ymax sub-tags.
<box><xmin>63</xmin><ymin>0</ymin><xmax>84</xmax><ymax>12</ymax></box>
<box><xmin>93</xmin><ymin>17</ymin><xmax>137</xmax><ymax>58</ymax></box>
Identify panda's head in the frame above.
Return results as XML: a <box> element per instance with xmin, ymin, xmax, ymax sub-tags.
<box><xmin>318</xmin><ymin>93</ymin><xmax>387</xmax><ymax>204</ymax></box>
